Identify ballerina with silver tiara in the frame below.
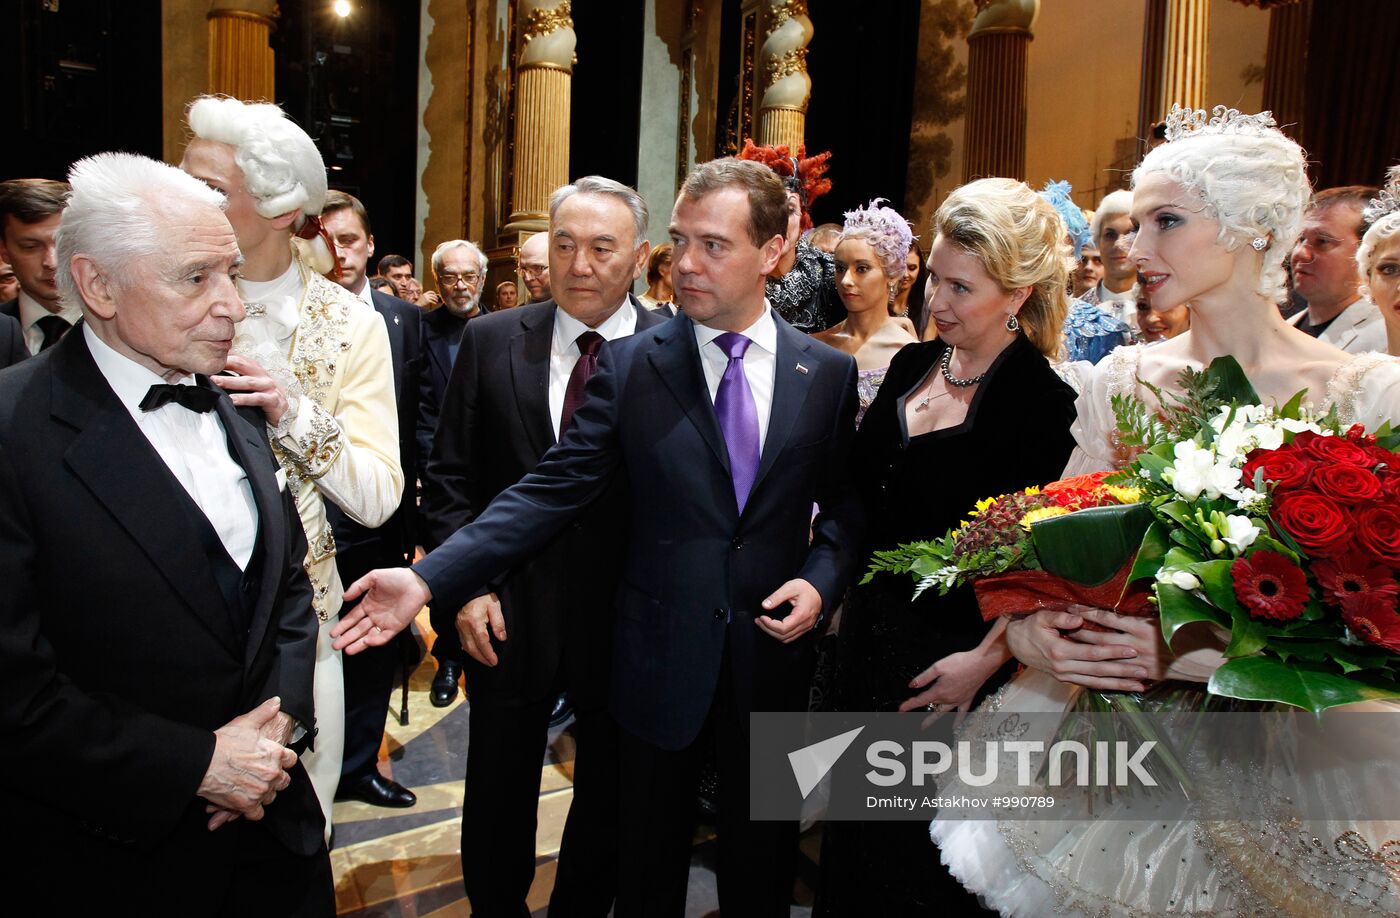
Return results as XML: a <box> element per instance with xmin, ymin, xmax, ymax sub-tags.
<box><xmin>929</xmin><ymin>106</ymin><xmax>1400</xmax><ymax>917</ymax></box>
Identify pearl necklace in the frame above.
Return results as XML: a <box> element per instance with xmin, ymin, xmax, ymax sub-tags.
<box><xmin>939</xmin><ymin>345</ymin><xmax>987</xmax><ymax>388</ymax></box>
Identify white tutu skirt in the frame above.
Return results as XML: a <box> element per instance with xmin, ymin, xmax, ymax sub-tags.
<box><xmin>930</xmin><ymin>669</ymin><xmax>1400</xmax><ymax>917</ymax></box>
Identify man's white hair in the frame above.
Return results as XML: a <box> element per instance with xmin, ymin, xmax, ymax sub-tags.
<box><xmin>56</xmin><ymin>152</ymin><xmax>227</xmax><ymax>310</ymax></box>
<box><xmin>1089</xmin><ymin>189</ymin><xmax>1134</xmax><ymax>246</ymax></box>
<box><xmin>431</xmin><ymin>239</ymin><xmax>488</xmax><ymax>277</ymax></box>
<box><xmin>186</xmin><ymin>95</ymin><xmax>327</xmax><ymax>219</ymax></box>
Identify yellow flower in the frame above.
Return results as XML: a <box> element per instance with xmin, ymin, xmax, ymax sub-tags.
<box><xmin>1019</xmin><ymin>506</ymin><xmax>1070</xmax><ymax>530</ymax></box>
<box><xmin>1105</xmin><ymin>485</ymin><xmax>1143</xmax><ymax>504</ymax></box>
<box><xmin>971</xmin><ymin>495</ymin><xmax>1000</xmax><ymax>516</ymax></box>
<box><xmin>1024</xmin><ymin>486</ymin><xmax>1041</xmax><ymax>496</ymax></box>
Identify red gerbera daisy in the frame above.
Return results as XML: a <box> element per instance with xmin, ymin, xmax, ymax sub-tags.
<box><xmin>1312</xmin><ymin>551</ymin><xmax>1400</xmax><ymax>609</ymax></box>
<box><xmin>1340</xmin><ymin>591</ymin><xmax>1400</xmax><ymax>654</ymax></box>
<box><xmin>1230</xmin><ymin>551</ymin><xmax>1309</xmax><ymax>621</ymax></box>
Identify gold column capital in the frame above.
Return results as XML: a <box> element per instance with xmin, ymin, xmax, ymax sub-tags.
<box><xmin>519</xmin><ymin>0</ymin><xmax>577</xmax><ymax>73</ymax></box>
<box><xmin>968</xmin><ymin>0</ymin><xmax>1039</xmax><ymax>41</ymax></box>
<box><xmin>208</xmin><ymin>0</ymin><xmax>279</xmax><ymax>23</ymax></box>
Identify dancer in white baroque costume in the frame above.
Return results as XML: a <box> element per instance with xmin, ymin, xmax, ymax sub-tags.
<box><xmin>932</xmin><ymin>106</ymin><xmax>1400</xmax><ymax>917</ymax></box>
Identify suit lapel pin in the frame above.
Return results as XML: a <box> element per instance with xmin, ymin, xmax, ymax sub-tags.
<box><xmin>394</xmin><ymin>314</ymin><xmax>402</xmax><ymax>325</ymax></box>
<box><xmin>795</xmin><ymin>363</ymin><xmax>809</xmax><ymax>375</ymax></box>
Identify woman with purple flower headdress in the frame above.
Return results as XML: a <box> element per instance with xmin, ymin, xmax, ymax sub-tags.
<box><xmin>811</xmin><ymin>199</ymin><xmax>919</xmax><ymax>424</ymax></box>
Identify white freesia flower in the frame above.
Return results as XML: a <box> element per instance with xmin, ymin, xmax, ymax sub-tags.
<box><xmin>1211</xmin><ymin>405</ymin><xmax>1286</xmax><ymax>461</ymax></box>
<box><xmin>1221</xmin><ymin>515</ymin><xmax>1261</xmax><ymax>554</ymax></box>
<box><xmin>1165</xmin><ymin>440</ymin><xmax>1244</xmax><ymax>501</ymax></box>
<box><xmin>1156</xmin><ymin>568</ymin><xmax>1202</xmax><ymax>591</ymax></box>
<box><xmin>1278</xmin><ymin>416</ymin><xmax>1324</xmax><ymax>435</ymax></box>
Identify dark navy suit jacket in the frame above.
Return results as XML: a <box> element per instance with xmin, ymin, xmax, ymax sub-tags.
<box><xmin>415</xmin><ymin>309</ymin><xmax>864</xmax><ymax>750</ymax></box>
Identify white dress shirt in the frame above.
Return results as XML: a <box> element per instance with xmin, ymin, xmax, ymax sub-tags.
<box><xmin>83</xmin><ymin>324</ymin><xmax>258</xmax><ymax>569</ymax></box>
<box><xmin>18</xmin><ymin>290</ymin><xmax>83</xmax><ymax>356</ymax></box>
<box><xmin>693</xmin><ymin>304</ymin><xmax>778</xmax><ymax>454</ymax></box>
<box><xmin>548</xmin><ymin>298</ymin><xmax>640</xmax><ymax>435</ymax></box>
<box><xmin>352</xmin><ymin>277</ymin><xmax>375</xmax><ymax>308</ymax></box>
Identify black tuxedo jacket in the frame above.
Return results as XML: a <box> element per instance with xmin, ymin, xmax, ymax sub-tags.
<box><xmin>417</xmin><ymin>303</ymin><xmax>476</xmax><ymax>484</ymax></box>
<box><xmin>0</xmin><ymin>328</ymin><xmax>322</xmax><ymax>858</ymax></box>
<box><xmin>0</xmin><ymin>297</ymin><xmax>16</xmax><ymax>320</ymax></box>
<box><xmin>327</xmin><ymin>290</ymin><xmax>421</xmax><ymax>562</ymax></box>
<box><xmin>0</xmin><ymin>313</ymin><xmax>23</xmax><ymax>369</ymax></box>
<box><xmin>417</xmin><ymin>309</ymin><xmax>864</xmax><ymax>749</ymax></box>
<box><xmin>419</xmin><ymin>297</ymin><xmax>666</xmax><ymax>707</ymax></box>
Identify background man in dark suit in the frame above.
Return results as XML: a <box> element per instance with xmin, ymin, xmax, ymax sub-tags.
<box><xmin>322</xmin><ymin>190</ymin><xmax>424</xmax><ymax>809</ymax></box>
<box><xmin>415</xmin><ymin>175</ymin><xmax>664</xmax><ymax>915</ymax></box>
<box><xmin>0</xmin><ymin>178</ymin><xmax>79</xmax><ymax>355</ymax></box>
<box><xmin>335</xmin><ymin>158</ymin><xmax>863</xmax><ymax>917</ymax></box>
<box><xmin>0</xmin><ymin>313</ymin><xmax>24</xmax><ymax>368</ymax></box>
<box><xmin>1</xmin><ymin>152</ymin><xmax>329</xmax><ymax>912</ymax></box>
<box><xmin>416</xmin><ymin>237</ymin><xmax>488</xmax><ymax>706</ymax></box>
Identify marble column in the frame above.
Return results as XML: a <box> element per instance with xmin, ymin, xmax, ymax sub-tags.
<box><xmin>207</xmin><ymin>0</ymin><xmax>278</xmax><ymax>101</ymax></box>
<box><xmin>757</xmin><ymin>0</ymin><xmax>812</xmax><ymax>151</ymax></box>
<box><xmin>504</xmin><ymin>0</ymin><xmax>576</xmax><ymax>234</ymax></box>
<box><xmin>962</xmin><ymin>0</ymin><xmax>1038</xmax><ymax>182</ymax></box>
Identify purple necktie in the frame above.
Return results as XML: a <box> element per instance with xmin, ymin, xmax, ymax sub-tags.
<box><xmin>560</xmin><ymin>331</ymin><xmax>604</xmax><ymax>438</ymax></box>
<box><xmin>713</xmin><ymin>332</ymin><xmax>760</xmax><ymax>512</ymax></box>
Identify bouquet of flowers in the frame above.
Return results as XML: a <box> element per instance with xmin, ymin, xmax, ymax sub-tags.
<box><xmin>1119</xmin><ymin>362</ymin><xmax>1400</xmax><ymax>713</ymax></box>
<box><xmin>863</xmin><ymin>473</ymin><xmax>1154</xmax><ymax>619</ymax></box>
<box><xmin>868</xmin><ymin>357</ymin><xmax>1400</xmax><ymax>713</ymax></box>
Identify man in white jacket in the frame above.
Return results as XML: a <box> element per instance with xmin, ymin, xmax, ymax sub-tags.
<box><xmin>181</xmin><ymin>95</ymin><xmax>404</xmax><ymax>836</ymax></box>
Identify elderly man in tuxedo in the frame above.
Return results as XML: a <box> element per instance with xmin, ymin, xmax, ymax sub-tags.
<box><xmin>336</xmin><ymin>158</ymin><xmax>864</xmax><ymax>917</ymax></box>
<box><xmin>417</xmin><ymin>175</ymin><xmax>666</xmax><ymax>915</ymax></box>
<box><xmin>0</xmin><ymin>152</ymin><xmax>329</xmax><ymax>913</ymax></box>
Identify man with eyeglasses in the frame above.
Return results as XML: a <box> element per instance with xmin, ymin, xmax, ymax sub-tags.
<box><xmin>417</xmin><ymin>239</ymin><xmax>488</xmax><ymax>706</ymax></box>
<box><xmin>517</xmin><ymin>230</ymin><xmax>551</xmax><ymax>303</ymax></box>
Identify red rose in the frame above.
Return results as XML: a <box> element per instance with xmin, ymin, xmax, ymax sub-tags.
<box><xmin>1313</xmin><ymin>550</ymin><xmax>1400</xmax><ymax>608</ymax></box>
<box><xmin>1355</xmin><ymin>506</ymin><xmax>1400</xmax><ymax>566</ymax></box>
<box><xmin>1272</xmin><ymin>493</ymin><xmax>1352</xmax><ymax>557</ymax></box>
<box><xmin>1344</xmin><ymin>424</ymin><xmax>1378</xmax><ymax>446</ymax></box>
<box><xmin>1310</xmin><ymin>465</ymin><xmax>1385</xmax><ymax>506</ymax></box>
<box><xmin>1340</xmin><ymin>591</ymin><xmax>1400</xmax><ymax>654</ymax></box>
<box><xmin>1240</xmin><ymin>447</ymin><xmax>1316</xmax><ymax>491</ymax></box>
<box><xmin>1368</xmin><ymin>445</ymin><xmax>1400</xmax><ymax>476</ymax></box>
<box><xmin>1292</xmin><ymin>430</ymin><xmax>1373</xmax><ymax>468</ymax></box>
<box><xmin>1231</xmin><ymin>551</ymin><xmax>1309</xmax><ymax>621</ymax></box>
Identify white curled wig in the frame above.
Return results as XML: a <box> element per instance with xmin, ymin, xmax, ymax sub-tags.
<box><xmin>1131</xmin><ymin>112</ymin><xmax>1310</xmax><ymax>302</ymax></box>
<box><xmin>187</xmin><ymin>96</ymin><xmax>327</xmax><ymax>218</ymax></box>
<box><xmin>1358</xmin><ymin>164</ymin><xmax>1400</xmax><ymax>289</ymax></box>
<box><xmin>57</xmin><ymin>152</ymin><xmax>226</xmax><ymax>311</ymax></box>
<box><xmin>186</xmin><ymin>96</ymin><xmax>334</xmax><ymax>274</ymax></box>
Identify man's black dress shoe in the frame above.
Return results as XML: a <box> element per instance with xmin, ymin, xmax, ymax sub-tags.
<box><xmin>430</xmin><ymin>658</ymin><xmax>463</xmax><ymax>707</ymax></box>
<box><xmin>335</xmin><ymin>773</ymin><xmax>417</xmax><ymax>808</ymax></box>
<box><xmin>547</xmin><ymin>692</ymin><xmax>575</xmax><ymax>728</ymax></box>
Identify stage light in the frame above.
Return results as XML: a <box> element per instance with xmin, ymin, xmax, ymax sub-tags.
<box><xmin>333</xmin><ymin>1</ymin><xmax>352</xmax><ymax>18</ymax></box>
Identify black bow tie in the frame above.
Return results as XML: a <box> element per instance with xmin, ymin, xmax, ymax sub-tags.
<box><xmin>139</xmin><ymin>382</ymin><xmax>219</xmax><ymax>414</ymax></box>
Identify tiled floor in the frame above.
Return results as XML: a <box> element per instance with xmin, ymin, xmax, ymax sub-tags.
<box><xmin>331</xmin><ymin>610</ymin><xmax>817</xmax><ymax>917</ymax></box>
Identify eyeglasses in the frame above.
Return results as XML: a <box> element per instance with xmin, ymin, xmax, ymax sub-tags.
<box><xmin>519</xmin><ymin>263</ymin><xmax>548</xmax><ymax>278</ymax></box>
<box><xmin>438</xmin><ymin>272</ymin><xmax>481</xmax><ymax>287</ymax></box>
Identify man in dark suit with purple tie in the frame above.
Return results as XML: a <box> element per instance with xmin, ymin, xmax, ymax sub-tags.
<box><xmin>334</xmin><ymin>159</ymin><xmax>864</xmax><ymax>917</ymax></box>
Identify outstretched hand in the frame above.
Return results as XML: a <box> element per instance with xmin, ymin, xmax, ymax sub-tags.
<box><xmin>331</xmin><ymin>568</ymin><xmax>431</xmax><ymax>654</ymax></box>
